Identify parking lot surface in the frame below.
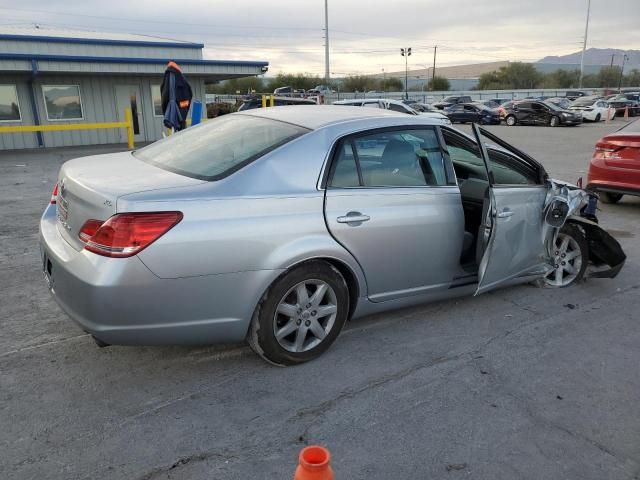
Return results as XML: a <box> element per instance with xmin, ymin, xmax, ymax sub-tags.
<box><xmin>1</xmin><ymin>119</ymin><xmax>639</xmax><ymax>479</ymax></box>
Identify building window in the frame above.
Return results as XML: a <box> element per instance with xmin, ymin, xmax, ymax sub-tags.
<box><xmin>0</xmin><ymin>85</ymin><xmax>21</xmax><ymax>122</ymax></box>
<box><xmin>42</xmin><ymin>85</ymin><xmax>84</xmax><ymax>121</ymax></box>
<box><xmin>152</xmin><ymin>84</ymin><xmax>163</xmax><ymax>116</ymax></box>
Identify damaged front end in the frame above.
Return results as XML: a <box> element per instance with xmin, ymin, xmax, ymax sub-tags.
<box><xmin>543</xmin><ymin>180</ymin><xmax>626</xmax><ymax>279</ymax></box>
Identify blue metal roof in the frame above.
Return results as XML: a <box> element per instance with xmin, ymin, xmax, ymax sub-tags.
<box><xmin>0</xmin><ymin>52</ymin><xmax>269</xmax><ymax>68</ymax></box>
<box><xmin>0</xmin><ymin>33</ymin><xmax>204</xmax><ymax>49</ymax></box>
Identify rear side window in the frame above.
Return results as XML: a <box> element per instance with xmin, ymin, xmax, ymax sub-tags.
<box><xmin>134</xmin><ymin>115</ymin><xmax>309</xmax><ymax>180</ymax></box>
<box><xmin>329</xmin><ymin>128</ymin><xmax>451</xmax><ymax>188</ymax></box>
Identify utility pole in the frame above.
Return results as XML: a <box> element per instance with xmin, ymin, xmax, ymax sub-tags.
<box><xmin>578</xmin><ymin>0</ymin><xmax>591</xmax><ymax>89</ymax></box>
<box><xmin>401</xmin><ymin>47</ymin><xmax>411</xmax><ymax>100</ymax></box>
<box><xmin>618</xmin><ymin>54</ymin><xmax>629</xmax><ymax>92</ymax></box>
<box><xmin>432</xmin><ymin>45</ymin><xmax>437</xmax><ymax>90</ymax></box>
<box><xmin>610</xmin><ymin>54</ymin><xmax>615</xmax><ymax>67</ymax></box>
<box><xmin>324</xmin><ymin>0</ymin><xmax>330</xmax><ymax>84</ymax></box>
<box><xmin>382</xmin><ymin>68</ymin><xmax>386</xmax><ymax>92</ymax></box>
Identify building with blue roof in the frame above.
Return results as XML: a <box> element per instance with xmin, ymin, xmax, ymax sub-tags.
<box><xmin>0</xmin><ymin>25</ymin><xmax>268</xmax><ymax>150</ymax></box>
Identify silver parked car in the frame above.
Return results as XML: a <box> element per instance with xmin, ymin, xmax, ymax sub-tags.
<box><xmin>40</xmin><ymin>106</ymin><xmax>625</xmax><ymax>365</ymax></box>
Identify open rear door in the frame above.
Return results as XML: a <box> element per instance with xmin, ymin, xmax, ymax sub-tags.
<box><xmin>471</xmin><ymin>124</ymin><xmax>550</xmax><ymax>295</ymax></box>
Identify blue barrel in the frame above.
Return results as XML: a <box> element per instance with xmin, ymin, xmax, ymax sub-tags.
<box><xmin>190</xmin><ymin>100</ymin><xmax>203</xmax><ymax>126</ymax></box>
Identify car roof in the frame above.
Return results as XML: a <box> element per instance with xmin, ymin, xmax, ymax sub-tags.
<box><xmin>235</xmin><ymin>105</ymin><xmax>419</xmax><ymax>129</ymax></box>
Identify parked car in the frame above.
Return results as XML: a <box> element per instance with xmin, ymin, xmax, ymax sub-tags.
<box><xmin>607</xmin><ymin>94</ymin><xmax>639</xmax><ymax>117</ymax></box>
<box><xmin>40</xmin><ymin>107</ymin><xmax>625</xmax><ymax>365</ymax></box>
<box><xmin>432</xmin><ymin>95</ymin><xmax>473</xmax><ymax>110</ymax></box>
<box><xmin>408</xmin><ymin>102</ymin><xmax>438</xmax><ymax>112</ymax></box>
<box><xmin>569</xmin><ymin>96</ymin><xmax>616</xmax><ymax>122</ymax></box>
<box><xmin>273</xmin><ymin>86</ymin><xmax>293</xmax><ymax>96</ymax></box>
<box><xmin>546</xmin><ymin>97</ymin><xmax>573</xmax><ymax>110</ymax></box>
<box><xmin>565</xmin><ymin>91</ymin><xmax>589</xmax><ymax>101</ymax></box>
<box><xmin>333</xmin><ymin>98</ymin><xmax>451</xmax><ymax>124</ymax></box>
<box><xmin>503</xmin><ymin>100</ymin><xmax>582</xmax><ymax>127</ymax></box>
<box><xmin>475</xmin><ymin>99</ymin><xmax>501</xmax><ymax>109</ymax></box>
<box><xmin>496</xmin><ymin>100</ymin><xmax>517</xmax><ymax>119</ymax></box>
<box><xmin>444</xmin><ymin>103</ymin><xmax>501</xmax><ymax>125</ymax></box>
<box><xmin>586</xmin><ymin>119</ymin><xmax>640</xmax><ymax>203</ymax></box>
<box><xmin>237</xmin><ymin>96</ymin><xmax>317</xmax><ymax>111</ymax></box>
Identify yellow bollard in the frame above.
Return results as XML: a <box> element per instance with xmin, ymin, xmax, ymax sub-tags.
<box><xmin>261</xmin><ymin>95</ymin><xmax>267</xmax><ymax>108</ymax></box>
<box><xmin>270</xmin><ymin>95</ymin><xmax>275</xmax><ymax>107</ymax></box>
<box><xmin>124</xmin><ymin>108</ymin><xmax>135</xmax><ymax>149</ymax></box>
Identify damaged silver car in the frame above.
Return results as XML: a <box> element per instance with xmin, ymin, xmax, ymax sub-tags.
<box><xmin>40</xmin><ymin>106</ymin><xmax>625</xmax><ymax>366</ymax></box>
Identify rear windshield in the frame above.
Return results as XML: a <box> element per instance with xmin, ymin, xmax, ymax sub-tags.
<box><xmin>134</xmin><ymin>114</ymin><xmax>309</xmax><ymax>180</ymax></box>
<box><xmin>573</xmin><ymin>97</ymin><xmax>596</xmax><ymax>106</ymax></box>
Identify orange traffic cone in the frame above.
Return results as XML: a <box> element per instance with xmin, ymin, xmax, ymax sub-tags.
<box><xmin>294</xmin><ymin>446</ymin><xmax>334</xmax><ymax>480</ymax></box>
<box><xmin>624</xmin><ymin>106</ymin><xmax>629</xmax><ymax>121</ymax></box>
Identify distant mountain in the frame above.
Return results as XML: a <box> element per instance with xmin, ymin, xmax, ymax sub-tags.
<box><xmin>538</xmin><ymin>48</ymin><xmax>640</xmax><ymax>69</ymax></box>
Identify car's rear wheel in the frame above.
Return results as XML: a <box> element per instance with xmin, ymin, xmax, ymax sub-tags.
<box><xmin>505</xmin><ymin>115</ymin><xmax>516</xmax><ymax>126</ymax></box>
<box><xmin>247</xmin><ymin>261</ymin><xmax>349</xmax><ymax>366</ymax></box>
<box><xmin>600</xmin><ymin>192</ymin><xmax>623</xmax><ymax>204</ymax></box>
<box><xmin>543</xmin><ymin>224</ymin><xmax>588</xmax><ymax>288</ymax></box>
<box><xmin>550</xmin><ymin>116</ymin><xmax>560</xmax><ymax>127</ymax></box>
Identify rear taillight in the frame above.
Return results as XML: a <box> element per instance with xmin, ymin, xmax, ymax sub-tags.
<box><xmin>594</xmin><ymin>142</ymin><xmax>623</xmax><ymax>160</ymax></box>
<box><xmin>50</xmin><ymin>183</ymin><xmax>59</xmax><ymax>204</ymax></box>
<box><xmin>78</xmin><ymin>212</ymin><xmax>183</xmax><ymax>258</ymax></box>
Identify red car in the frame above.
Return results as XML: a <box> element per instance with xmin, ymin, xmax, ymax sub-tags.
<box><xmin>587</xmin><ymin>119</ymin><xmax>640</xmax><ymax>203</ymax></box>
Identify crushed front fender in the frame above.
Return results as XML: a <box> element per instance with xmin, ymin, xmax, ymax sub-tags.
<box><xmin>566</xmin><ymin>216</ymin><xmax>626</xmax><ymax>279</ymax></box>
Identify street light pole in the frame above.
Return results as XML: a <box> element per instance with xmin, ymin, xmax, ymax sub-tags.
<box><xmin>401</xmin><ymin>47</ymin><xmax>411</xmax><ymax>100</ymax></box>
<box><xmin>618</xmin><ymin>54</ymin><xmax>629</xmax><ymax>92</ymax></box>
<box><xmin>432</xmin><ymin>45</ymin><xmax>437</xmax><ymax>89</ymax></box>
<box><xmin>324</xmin><ymin>0</ymin><xmax>330</xmax><ymax>84</ymax></box>
<box><xmin>579</xmin><ymin>0</ymin><xmax>591</xmax><ymax>89</ymax></box>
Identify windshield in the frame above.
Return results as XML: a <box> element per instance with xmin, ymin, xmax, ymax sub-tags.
<box><xmin>572</xmin><ymin>98</ymin><xmax>596</xmax><ymax>106</ymax></box>
<box><xmin>443</xmin><ymin>96</ymin><xmax>459</xmax><ymax>102</ymax></box>
<box><xmin>134</xmin><ymin>114</ymin><xmax>309</xmax><ymax>180</ymax></box>
<box><xmin>544</xmin><ymin>101</ymin><xmax>563</xmax><ymax>111</ymax></box>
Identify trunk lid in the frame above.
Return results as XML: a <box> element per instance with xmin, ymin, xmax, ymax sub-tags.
<box><xmin>598</xmin><ymin>134</ymin><xmax>640</xmax><ymax>171</ymax></box>
<box><xmin>55</xmin><ymin>151</ymin><xmax>205</xmax><ymax>250</ymax></box>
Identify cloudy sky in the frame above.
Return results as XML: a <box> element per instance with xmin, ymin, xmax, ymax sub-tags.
<box><xmin>1</xmin><ymin>0</ymin><xmax>639</xmax><ymax>76</ymax></box>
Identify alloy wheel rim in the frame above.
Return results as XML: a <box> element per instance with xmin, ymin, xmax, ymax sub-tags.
<box><xmin>544</xmin><ymin>233</ymin><xmax>582</xmax><ymax>287</ymax></box>
<box><xmin>273</xmin><ymin>280</ymin><xmax>338</xmax><ymax>353</ymax></box>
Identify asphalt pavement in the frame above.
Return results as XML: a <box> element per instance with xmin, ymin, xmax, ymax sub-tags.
<box><xmin>1</xmin><ymin>118</ymin><xmax>639</xmax><ymax>479</ymax></box>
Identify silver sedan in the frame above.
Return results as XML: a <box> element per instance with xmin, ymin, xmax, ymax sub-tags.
<box><xmin>40</xmin><ymin>106</ymin><xmax>625</xmax><ymax>365</ymax></box>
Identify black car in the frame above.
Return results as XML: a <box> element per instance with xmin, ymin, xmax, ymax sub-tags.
<box><xmin>607</xmin><ymin>94</ymin><xmax>639</xmax><ymax>117</ymax></box>
<box><xmin>237</xmin><ymin>96</ymin><xmax>317</xmax><ymax>111</ymax></box>
<box><xmin>432</xmin><ymin>95</ymin><xmax>473</xmax><ymax>110</ymax></box>
<box><xmin>503</xmin><ymin>100</ymin><xmax>582</xmax><ymax>127</ymax></box>
<box><xmin>445</xmin><ymin>103</ymin><xmax>501</xmax><ymax>125</ymax></box>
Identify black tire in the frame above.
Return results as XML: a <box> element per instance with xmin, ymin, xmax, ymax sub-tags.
<box><xmin>549</xmin><ymin>116</ymin><xmax>560</xmax><ymax>127</ymax></box>
<box><xmin>247</xmin><ymin>261</ymin><xmax>349</xmax><ymax>366</ymax></box>
<box><xmin>594</xmin><ymin>113</ymin><xmax>601</xmax><ymax>122</ymax></box>
<box><xmin>505</xmin><ymin>115</ymin><xmax>517</xmax><ymax>126</ymax></box>
<box><xmin>541</xmin><ymin>223</ymin><xmax>589</xmax><ymax>288</ymax></box>
<box><xmin>600</xmin><ymin>192</ymin><xmax>623</xmax><ymax>204</ymax></box>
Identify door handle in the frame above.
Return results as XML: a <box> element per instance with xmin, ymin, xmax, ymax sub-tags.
<box><xmin>337</xmin><ymin>212</ymin><xmax>370</xmax><ymax>224</ymax></box>
<box><xmin>497</xmin><ymin>209</ymin><xmax>514</xmax><ymax>218</ymax></box>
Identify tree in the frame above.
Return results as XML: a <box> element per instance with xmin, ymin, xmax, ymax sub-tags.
<box><xmin>597</xmin><ymin>66</ymin><xmax>622</xmax><ymax>89</ymax></box>
<box><xmin>427</xmin><ymin>76</ymin><xmax>450</xmax><ymax>91</ymax></box>
<box><xmin>267</xmin><ymin>73</ymin><xmax>322</xmax><ymax>91</ymax></box>
<box><xmin>541</xmin><ymin>69</ymin><xmax>580</xmax><ymax>89</ymax></box>
<box><xmin>381</xmin><ymin>77</ymin><xmax>403</xmax><ymax>91</ymax></box>
<box><xmin>342</xmin><ymin>75</ymin><xmax>379</xmax><ymax>92</ymax></box>
<box><xmin>207</xmin><ymin>76</ymin><xmax>264</xmax><ymax>94</ymax></box>
<box><xmin>623</xmin><ymin>69</ymin><xmax>640</xmax><ymax>88</ymax></box>
<box><xmin>477</xmin><ymin>62</ymin><xmax>542</xmax><ymax>90</ymax></box>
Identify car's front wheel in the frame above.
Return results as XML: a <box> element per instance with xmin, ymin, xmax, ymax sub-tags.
<box><xmin>594</xmin><ymin>113</ymin><xmax>601</xmax><ymax>122</ymax></box>
<box><xmin>505</xmin><ymin>115</ymin><xmax>517</xmax><ymax>126</ymax></box>
<box><xmin>543</xmin><ymin>224</ymin><xmax>588</xmax><ymax>288</ymax></box>
<box><xmin>247</xmin><ymin>261</ymin><xmax>349</xmax><ymax>366</ymax></box>
<box><xmin>550</xmin><ymin>116</ymin><xmax>560</xmax><ymax>127</ymax></box>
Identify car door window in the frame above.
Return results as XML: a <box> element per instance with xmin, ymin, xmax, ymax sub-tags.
<box><xmin>329</xmin><ymin>128</ymin><xmax>450</xmax><ymax>187</ymax></box>
<box><xmin>442</xmin><ymin>130</ymin><xmax>489</xmax><ymax>181</ymax></box>
<box><xmin>387</xmin><ymin>103</ymin><xmax>408</xmax><ymax>113</ymax></box>
<box><xmin>463</xmin><ymin>105</ymin><xmax>476</xmax><ymax>112</ymax></box>
<box><xmin>328</xmin><ymin>143</ymin><xmax>360</xmax><ymax>188</ymax></box>
<box><xmin>487</xmin><ymin>150</ymin><xmax>539</xmax><ymax>185</ymax></box>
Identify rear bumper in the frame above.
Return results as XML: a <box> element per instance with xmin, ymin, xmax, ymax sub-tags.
<box><xmin>587</xmin><ymin>158</ymin><xmax>640</xmax><ymax>197</ymax></box>
<box><xmin>39</xmin><ymin>204</ymin><xmax>280</xmax><ymax>345</ymax></box>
